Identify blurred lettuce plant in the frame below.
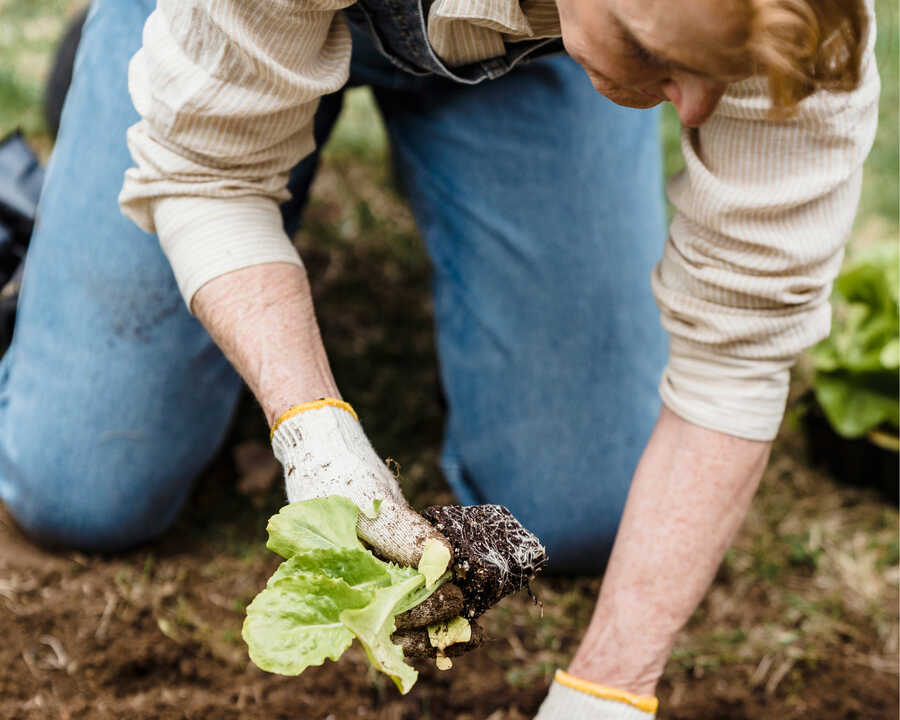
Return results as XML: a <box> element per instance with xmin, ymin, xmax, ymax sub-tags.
<box><xmin>809</xmin><ymin>242</ymin><xmax>899</xmax><ymax>440</ymax></box>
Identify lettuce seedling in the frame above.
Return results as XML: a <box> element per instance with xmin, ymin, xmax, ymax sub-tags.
<box><xmin>810</xmin><ymin>242</ymin><xmax>899</xmax><ymax>438</ymax></box>
<box><xmin>242</xmin><ymin>496</ymin><xmax>448</xmax><ymax>693</ymax></box>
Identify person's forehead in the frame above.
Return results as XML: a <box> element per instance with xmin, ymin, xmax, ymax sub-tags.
<box><xmin>614</xmin><ymin>0</ymin><xmax>751</xmax><ymax>73</ymax></box>
<box><xmin>617</xmin><ymin>0</ymin><xmax>750</xmax><ymax>37</ymax></box>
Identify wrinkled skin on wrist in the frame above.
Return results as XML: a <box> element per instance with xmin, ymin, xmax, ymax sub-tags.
<box><xmin>192</xmin><ymin>263</ymin><xmax>341</xmax><ymax>425</ymax></box>
<box><xmin>556</xmin><ymin>0</ymin><xmax>755</xmax><ymax>126</ymax></box>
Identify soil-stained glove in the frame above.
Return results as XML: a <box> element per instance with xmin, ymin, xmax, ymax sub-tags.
<box><xmin>270</xmin><ymin>398</ymin><xmax>451</xmax><ymax>572</ymax></box>
<box><xmin>534</xmin><ymin>671</ymin><xmax>658</xmax><ymax>720</ymax></box>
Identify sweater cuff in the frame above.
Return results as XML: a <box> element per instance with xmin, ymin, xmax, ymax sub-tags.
<box><xmin>152</xmin><ymin>194</ymin><xmax>303</xmax><ymax>309</ymax></box>
<box><xmin>659</xmin><ymin>337</ymin><xmax>791</xmax><ymax>442</ymax></box>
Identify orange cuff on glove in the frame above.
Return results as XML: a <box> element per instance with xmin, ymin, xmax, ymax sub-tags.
<box><xmin>554</xmin><ymin>670</ymin><xmax>659</xmax><ymax>714</ymax></box>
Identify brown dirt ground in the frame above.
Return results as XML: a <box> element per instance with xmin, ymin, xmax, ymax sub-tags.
<box><xmin>1</xmin><ymin>155</ymin><xmax>898</xmax><ymax>720</ymax></box>
<box><xmin>0</xmin><ymin>437</ymin><xmax>897</xmax><ymax>720</ymax></box>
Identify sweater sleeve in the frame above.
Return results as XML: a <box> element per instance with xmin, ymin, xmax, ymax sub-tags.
<box><xmin>118</xmin><ymin>0</ymin><xmax>353</xmax><ymax>307</ymax></box>
<box><xmin>651</xmin><ymin>2</ymin><xmax>880</xmax><ymax>441</ymax></box>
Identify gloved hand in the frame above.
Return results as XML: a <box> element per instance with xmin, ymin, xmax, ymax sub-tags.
<box><xmin>271</xmin><ymin>398</ymin><xmax>484</xmax><ymax>656</ymax></box>
<box><xmin>534</xmin><ymin>671</ymin><xmax>658</xmax><ymax>720</ymax></box>
<box><xmin>271</xmin><ymin>398</ymin><xmax>450</xmax><ymax>568</ymax></box>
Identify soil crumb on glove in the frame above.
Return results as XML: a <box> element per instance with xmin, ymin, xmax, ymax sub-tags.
<box><xmin>422</xmin><ymin>504</ymin><xmax>548</xmax><ymax>618</ymax></box>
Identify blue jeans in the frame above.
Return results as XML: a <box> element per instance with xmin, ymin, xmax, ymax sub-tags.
<box><xmin>0</xmin><ymin>0</ymin><xmax>667</xmax><ymax>574</ymax></box>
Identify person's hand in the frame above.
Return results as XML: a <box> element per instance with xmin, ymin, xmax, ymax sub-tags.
<box><xmin>270</xmin><ymin>398</ymin><xmax>485</xmax><ymax>656</ymax></box>
<box><xmin>271</xmin><ymin>398</ymin><xmax>449</xmax><ymax>568</ymax></box>
<box><xmin>534</xmin><ymin>670</ymin><xmax>658</xmax><ymax>719</ymax></box>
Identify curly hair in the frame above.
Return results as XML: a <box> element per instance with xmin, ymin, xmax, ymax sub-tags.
<box><xmin>746</xmin><ymin>0</ymin><xmax>867</xmax><ymax>112</ymax></box>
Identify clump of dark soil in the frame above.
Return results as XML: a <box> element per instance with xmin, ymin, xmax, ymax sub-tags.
<box><xmin>392</xmin><ymin>622</ymin><xmax>485</xmax><ymax>658</ymax></box>
<box><xmin>394</xmin><ymin>582</ymin><xmax>464</xmax><ymax>630</ymax></box>
<box><xmin>423</xmin><ymin>504</ymin><xmax>548</xmax><ymax>618</ymax></box>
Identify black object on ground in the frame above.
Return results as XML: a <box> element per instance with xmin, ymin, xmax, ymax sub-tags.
<box><xmin>423</xmin><ymin>504</ymin><xmax>548</xmax><ymax>618</ymax></box>
<box><xmin>0</xmin><ymin>131</ymin><xmax>42</xmax><ymax>266</ymax></box>
<box><xmin>0</xmin><ymin>131</ymin><xmax>43</xmax><ymax>349</ymax></box>
<box><xmin>801</xmin><ymin>391</ymin><xmax>899</xmax><ymax>505</ymax></box>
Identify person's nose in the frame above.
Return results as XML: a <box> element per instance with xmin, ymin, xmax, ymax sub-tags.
<box><xmin>661</xmin><ymin>73</ymin><xmax>727</xmax><ymax>127</ymax></box>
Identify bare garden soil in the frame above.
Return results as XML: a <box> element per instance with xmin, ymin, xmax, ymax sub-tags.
<box><xmin>0</xmin><ymin>440</ymin><xmax>897</xmax><ymax>720</ymax></box>
<box><xmin>1</xmin><ymin>160</ymin><xmax>898</xmax><ymax>719</ymax></box>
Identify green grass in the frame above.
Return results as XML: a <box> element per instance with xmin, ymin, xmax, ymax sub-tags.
<box><xmin>0</xmin><ymin>0</ymin><xmax>89</xmax><ymax>136</ymax></box>
<box><xmin>1</xmin><ymin>0</ymin><xmax>895</xmax><ymax>237</ymax></box>
<box><xmin>861</xmin><ymin>0</ymin><xmax>899</xmax><ymax>226</ymax></box>
<box><xmin>660</xmin><ymin>104</ymin><xmax>685</xmax><ymax>181</ymax></box>
<box><xmin>0</xmin><ymin>67</ymin><xmax>42</xmax><ymax>135</ymax></box>
<box><xmin>324</xmin><ymin>88</ymin><xmax>390</xmax><ymax>165</ymax></box>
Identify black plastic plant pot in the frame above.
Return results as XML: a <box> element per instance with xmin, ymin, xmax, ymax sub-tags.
<box><xmin>800</xmin><ymin>391</ymin><xmax>899</xmax><ymax>504</ymax></box>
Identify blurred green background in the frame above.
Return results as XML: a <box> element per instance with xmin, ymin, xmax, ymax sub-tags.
<box><xmin>1</xmin><ymin>0</ymin><xmax>897</xmax><ymax>238</ymax></box>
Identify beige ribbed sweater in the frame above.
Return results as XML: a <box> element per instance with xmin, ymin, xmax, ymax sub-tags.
<box><xmin>118</xmin><ymin>0</ymin><xmax>880</xmax><ymax>441</ymax></box>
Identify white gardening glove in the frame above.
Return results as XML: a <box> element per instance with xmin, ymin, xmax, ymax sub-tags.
<box><xmin>270</xmin><ymin>398</ymin><xmax>451</xmax><ymax>569</ymax></box>
<box><xmin>534</xmin><ymin>671</ymin><xmax>658</xmax><ymax>720</ymax></box>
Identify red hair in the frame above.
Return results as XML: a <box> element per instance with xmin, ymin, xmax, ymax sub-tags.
<box><xmin>745</xmin><ymin>0</ymin><xmax>867</xmax><ymax>112</ymax></box>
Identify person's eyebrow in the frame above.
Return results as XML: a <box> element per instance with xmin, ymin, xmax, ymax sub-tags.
<box><xmin>613</xmin><ymin>15</ymin><xmax>713</xmax><ymax>77</ymax></box>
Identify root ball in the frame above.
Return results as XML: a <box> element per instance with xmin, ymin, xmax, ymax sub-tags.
<box><xmin>422</xmin><ymin>504</ymin><xmax>548</xmax><ymax>618</ymax></box>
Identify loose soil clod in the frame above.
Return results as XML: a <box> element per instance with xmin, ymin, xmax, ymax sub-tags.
<box><xmin>392</xmin><ymin>622</ymin><xmax>485</xmax><ymax>658</ymax></box>
<box><xmin>422</xmin><ymin>504</ymin><xmax>548</xmax><ymax>618</ymax></box>
<box><xmin>394</xmin><ymin>583</ymin><xmax>465</xmax><ymax>630</ymax></box>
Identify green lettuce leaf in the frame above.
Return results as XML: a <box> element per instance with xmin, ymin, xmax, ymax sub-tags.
<box><xmin>427</xmin><ymin>616</ymin><xmax>471</xmax><ymax>652</ymax></box>
<box><xmin>418</xmin><ymin>537</ymin><xmax>452</xmax><ymax>588</ymax></box>
<box><xmin>809</xmin><ymin>242</ymin><xmax>900</xmax><ymax>438</ymax></box>
<box><xmin>243</xmin><ymin>496</ymin><xmax>446</xmax><ymax>694</ymax></box>
<box><xmin>266</xmin><ymin>495</ymin><xmax>362</xmax><ymax>558</ymax></box>
<box><xmin>243</xmin><ymin>573</ymin><xmax>370</xmax><ymax>674</ymax></box>
<box><xmin>388</xmin><ymin>566</ymin><xmax>452</xmax><ymax>617</ymax></box>
<box><xmin>813</xmin><ymin>371</ymin><xmax>900</xmax><ymax>438</ymax></box>
<box><xmin>266</xmin><ymin>548</ymin><xmax>391</xmax><ymax>592</ymax></box>
<box><xmin>340</xmin><ymin>573</ymin><xmax>425</xmax><ymax>693</ymax></box>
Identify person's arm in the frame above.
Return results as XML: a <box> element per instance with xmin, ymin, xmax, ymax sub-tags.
<box><xmin>119</xmin><ymin>0</ymin><xmax>353</xmax><ymax>307</ymax></box>
<box><xmin>192</xmin><ymin>262</ymin><xmax>339</xmax><ymax>425</ymax></box>
<box><xmin>192</xmin><ymin>260</ymin><xmax>455</xmax><ymax>571</ymax></box>
<box><xmin>535</xmin><ymin>411</ymin><xmax>768</xmax><ymax>718</ymax></box>
<box><xmin>649</xmin><ymin>2</ymin><xmax>880</xmax><ymax>444</ymax></box>
<box><xmin>118</xmin><ymin>0</ymin><xmax>454</xmax><ymax>573</ymax></box>
<box><xmin>539</xmin><ymin>4</ymin><xmax>879</xmax><ymax>717</ymax></box>
<box><xmin>568</xmin><ymin>406</ymin><xmax>769</xmax><ymax>694</ymax></box>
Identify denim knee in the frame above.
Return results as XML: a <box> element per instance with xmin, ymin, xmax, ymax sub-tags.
<box><xmin>0</xmin><ymin>443</ymin><xmax>196</xmax><ymax>553</ymax></box>
<box><xmin>441</xmin><ymin>416</ymin><xmax>637</xmax><ymax>576</ymax></box>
